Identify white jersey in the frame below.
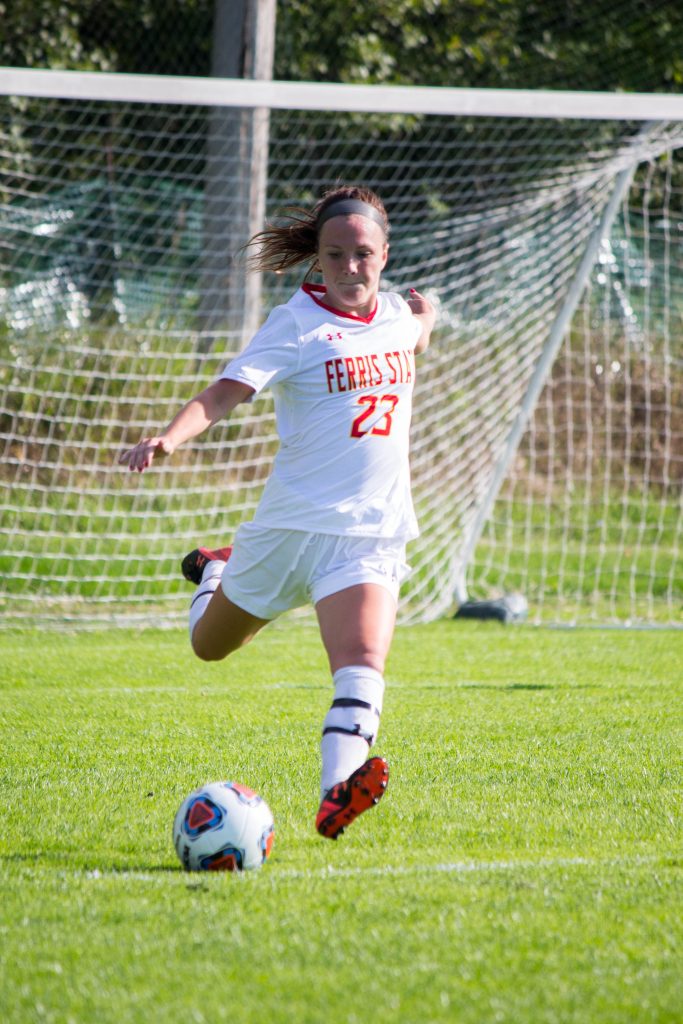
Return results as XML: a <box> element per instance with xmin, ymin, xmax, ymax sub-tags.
<box><xmin>220</xmin><ymin>283</ymin><xmax>423</xmax><ymax>540</ymax></box>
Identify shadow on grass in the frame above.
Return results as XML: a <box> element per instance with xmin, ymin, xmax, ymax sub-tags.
<box><xmin>1</xmin><ymin>851</ymin><xmax>182</xmax><ymax>873</ymax></box>
<box><xmin>458</xmin><ymin>682</ymin><xmax>553</xmax><ymax>691</ymax></box>
<box><xmin>459</xmin><ymin>682</ymin><xmax>595</xmax><ymax>691</ymax></box>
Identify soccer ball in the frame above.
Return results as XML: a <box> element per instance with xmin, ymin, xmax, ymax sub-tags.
<box><xmin>173</xmin><ymin>780</ymin><xmax>275</xmax><ymax>872</ymax></box>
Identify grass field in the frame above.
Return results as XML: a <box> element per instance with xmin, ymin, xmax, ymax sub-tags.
<box><xmin>1</xmin><ymin>621</ymin><xmax>681</xmax><ymax>1023</ymax></box>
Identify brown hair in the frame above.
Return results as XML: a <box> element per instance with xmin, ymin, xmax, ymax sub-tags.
<box><xmin>245</xmin><ymin>185</ymin><xmax>389</xmax><ymax>276</ymax></box>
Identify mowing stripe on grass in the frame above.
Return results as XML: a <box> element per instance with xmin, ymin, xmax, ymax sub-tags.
<box><xmin>54</xmin><ymin>852</ymin><xmax>667</xmax><ymax>885</ymax></box>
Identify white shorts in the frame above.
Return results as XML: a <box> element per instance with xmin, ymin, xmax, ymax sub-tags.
<box><xmin>221</xmin><ymin>523</ymin><xmax>411</xmax><ymax>621</ymax></box>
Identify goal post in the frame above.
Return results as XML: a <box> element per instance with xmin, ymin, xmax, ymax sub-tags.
<box><xmin>0</xmin><ymin>68</ymin><xmax>681</xmax><ymax>628</ymax></box>
<box><xmin>451</xmin><ymin>128</ymin><xmax>651</xmax><ymax>610</ymax></box>
<box><xmin>199</xmin><ymin>0</ymin><xmax>277</xmax><ymax>344</ymax></box>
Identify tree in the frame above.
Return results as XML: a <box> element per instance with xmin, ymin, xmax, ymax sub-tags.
<box><xmin>1</xmin><ymin>0</ymin><xmax>681</xmax><ymax>92</ymax></box>
<box><xmin>274</xmin><ymin>0</ymin><xmax>683</xmax><ymax>93</ymax></box>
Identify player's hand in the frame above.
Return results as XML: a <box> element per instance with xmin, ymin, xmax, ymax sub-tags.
<box><xmin>407</xmin><ymin>288</ymin><xmax>436</xmax><ymax>321</ymax></box>
<box><xmin>118</xmin><ymin>436</ymin><xmax>175</xmax><ymax>473</ymax></box>
<box><xmin>407</xmin><ymin>289</ymin><xmax>437</xmax><ymax>353</ymax></box>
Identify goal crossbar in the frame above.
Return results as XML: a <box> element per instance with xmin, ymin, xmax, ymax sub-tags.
<box><xmin>2</xmin><ymin>66</ymin><xmax>683</xmax><ymax>121</ymax></box>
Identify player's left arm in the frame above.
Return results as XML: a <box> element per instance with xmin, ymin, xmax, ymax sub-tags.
<box><xmin>407</xmin><ymin>289</ymin><xmax>437</xmax><ymax>354</ymax></box>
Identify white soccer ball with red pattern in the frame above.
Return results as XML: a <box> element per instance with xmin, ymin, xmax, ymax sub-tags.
<box><xmin>173</xmin><ymin>781</ymin><xmax>274</xmax><ymax>872</ymax></box>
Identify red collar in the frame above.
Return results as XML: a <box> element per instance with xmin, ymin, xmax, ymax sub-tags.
<box><xmin>302</xmin><ymin>283</ymin><xmax>378</xmax><ymax>324</ymax></box>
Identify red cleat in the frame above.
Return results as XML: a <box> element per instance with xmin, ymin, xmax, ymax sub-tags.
<box><xmin>316</xmin><ymin>756</ymin><xmax>389</xmax><ymax>840</ymax></box>
<box><xmin>181</xmin><ymin>546</ymin><xmax>233</xmax><ymax>585</ymax></box>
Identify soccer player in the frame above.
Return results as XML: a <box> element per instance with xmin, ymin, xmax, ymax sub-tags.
<box><xmin>120</xmin><ymin>185</ymin><xmax>436</xmax><ymax>839</ymax></box>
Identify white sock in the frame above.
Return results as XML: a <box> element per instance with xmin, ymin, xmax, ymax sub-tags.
<box><xmin>320</xmin><ymin>665</ymin><xmax>385</xmax><ymax>797</ymax></box>
<box><xmin>188</xmin><ymin>560</ymin><xmax>224</xmax><ymax>641</ymax></box>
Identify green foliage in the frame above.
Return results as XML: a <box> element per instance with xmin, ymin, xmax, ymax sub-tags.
<box><xmin>0</xmin><ymin>623</ymin><xmax>681</xmax><ymax>1023</ymax></box>
<box><xmin>0</xmin><ymin>1</ymin><xmax>84</xmax><ymax>70</ymax></box>
<box><xmin>0</xmin><ymin>0</ymin><xmax>213</xmax><ymax>75</ymax></box>
<box><xmin>276</xmin><ymin>0</ymin><xmax>683</xmax><ymax>92</ymax></box>
<box><xmin>1</xmin><ymin>0</ymin><xmax>681</xmax><ymax>91</ymax></box>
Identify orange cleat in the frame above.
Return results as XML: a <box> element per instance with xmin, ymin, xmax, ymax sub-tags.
<box><xmin>316</xmin><ymin>756</ymin><xmax>389</xmax><ymax>840</ymax></box>
<box><xmin>181</xmin><ymin>546</ymin><xmax>233</xmax><ymax>585</ymax></box>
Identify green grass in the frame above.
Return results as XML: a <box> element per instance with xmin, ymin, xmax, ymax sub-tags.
<box><xmin>1</xmin><ymin>623</ymin><xmax>681</xmax><ymax>1023</ymax></box>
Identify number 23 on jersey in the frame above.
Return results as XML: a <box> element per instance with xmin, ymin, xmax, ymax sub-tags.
<box><xmin>350</xmin><ymin>394</ymin><xmax>399</xmax><ymax>438</ymax></box>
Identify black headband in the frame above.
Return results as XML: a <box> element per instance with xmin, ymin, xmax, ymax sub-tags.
<box><xmin>316</xmin><ymin>198</ymin><xmax>387</xmax><ymax>233</ymax></box>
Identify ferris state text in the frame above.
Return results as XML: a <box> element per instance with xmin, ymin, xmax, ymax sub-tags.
<box><xmin>324</xmin><ymin>347</ymin><xmax>416</xmax><ymax>394</ymax></box>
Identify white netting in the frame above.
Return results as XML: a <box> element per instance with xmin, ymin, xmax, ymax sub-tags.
<box><xmin>471</xmin><ymin>153</ymin><xmax>683</xmax><ymax>624</ymax></box>
<box><xmin>0</xmin><ymin>80</ymin><xmax>681</xmax><ymax>626</ymax></box>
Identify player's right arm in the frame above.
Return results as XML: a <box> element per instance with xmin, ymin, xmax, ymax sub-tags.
<box><xmin>119</xmin><ymin>378</ymin><xmax>255</xmax><ymax>473</ymax></box>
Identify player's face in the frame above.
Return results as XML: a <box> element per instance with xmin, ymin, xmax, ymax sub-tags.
<box><xmin>317</xmin><ymin>215</ymin><xmax>388</xmax><ymax>317</ymax></box>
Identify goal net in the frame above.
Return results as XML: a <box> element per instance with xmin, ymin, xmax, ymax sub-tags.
<box><xmin>1</xmin><ymin>70</ymin><xmax>681</xmax><ymax>627</ymax></box>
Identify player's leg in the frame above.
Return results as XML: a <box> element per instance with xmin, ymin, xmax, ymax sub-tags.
<box><xmin>314</xmin><ymin>582</ymin><xmax>396</xmax><ymax>838</ymax></box>
<box><xmin>191</xmin><ymin>581</ymin><xmax>270</xmax><ymax>661</ymax></box>
<box><xmin>183</xmin><ymin>545</ymin><xmax>270</xmax><ymax>662</ymax></box>
<box><xmin>185</xmin><ymin>525</ymin><xmax>312</xmax><ymax>662</ymax></box>
<box><xmin>316</xmin><ymin>580</ymin><xmax>397</xmax><ymax>676</ymax></box>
